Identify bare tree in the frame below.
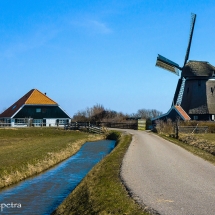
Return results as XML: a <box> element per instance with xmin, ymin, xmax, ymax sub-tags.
<box><xmin>135</xmin><ymin>108</ymin><xmax>162</xmax><ymax>119</ymax></box>
<box><xmin>72</xmin><ymin>105</ymin><xmax>162</xmax><ymax>124</ymax></box>
<box><xmin>72</xmin><ymin>104</ymin><xmax>129</xmax><ymax>123</ymax></box>
<box><xmin>72</xmin><ymin>110</ymin><xmax>89</xmax><ymax>122</ymax></box>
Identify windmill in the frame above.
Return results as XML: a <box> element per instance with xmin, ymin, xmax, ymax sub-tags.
<box><xmin>155</xmin><ymin>13</ymin><xmax>215</xmax><ymax>121</ymax></box>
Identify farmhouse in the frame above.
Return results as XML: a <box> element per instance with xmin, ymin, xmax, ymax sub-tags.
<box><xmin>0</xmin><ymin>89</ymin><xmax>71</xmax><ymax>127</ymax></box>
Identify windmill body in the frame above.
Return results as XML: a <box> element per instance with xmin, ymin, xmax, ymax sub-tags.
<box><xmin>180</xmin><ymin>61</ymin><xmax>215</xmax><ymax>120</ymax></box>
<box><xmin>153</xmin><ymin>13</ymin><xmax>215</xmax><ymax>122</ymax></box>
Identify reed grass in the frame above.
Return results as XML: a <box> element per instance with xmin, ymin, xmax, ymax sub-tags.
<box><xmin>194</xmin><ymin>133</ymin><xmax>215</xmax><ymax>144</ymax></box>
<box><xmin>0</xmin><ymin>127</ymin><xmax>104</xmax><ymax>189</ymax></box>
<box><xmin>160</xmin><ymin>133</ymin><xmax>215</xmax><ymax>165</ymax></box>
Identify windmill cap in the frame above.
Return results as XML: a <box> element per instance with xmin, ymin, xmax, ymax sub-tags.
<box><xmin>182</xmin><ymin>61</ymin><xmax>215</xmax><ymax>77</ymax></box>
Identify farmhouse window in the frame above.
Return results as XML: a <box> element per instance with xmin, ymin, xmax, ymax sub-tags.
<box><xmin>33</xmin><ymin>119</ymin><xmax>42</xmax><ymax>126</ymax></box>
<box><xmin>15</xmin><ymin>119</ymin><xmax>25</xmax><ymax>123</ymax></box>
<box><xmin>36</xmin><ymin>108</ymin><xmax>41</xmax><ymax>113</ymax></box>
<box><xmin>59</xmin><ymin>119</ymin><xmax>67</xmax><ymax>124</ymax></box>
<box><xmin>6</xmin><ymin>119</ymin><xmax>11</xmax><ymax>123</ymax></box>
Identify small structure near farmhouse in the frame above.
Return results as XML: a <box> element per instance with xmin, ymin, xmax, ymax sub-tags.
<box><xmin>138</xmin><ymin>119</ymin><xmax>146</xmax><ymax>130</ymax></box>
<box><xmin>0</xmin><ymin>89</ymin><xmax>71</xmax><ymax>127</ymax></box>
<box><xmin>152</xmin><ymin>105</ymin><xmax>191</xmax><ymax>123</ymax></box>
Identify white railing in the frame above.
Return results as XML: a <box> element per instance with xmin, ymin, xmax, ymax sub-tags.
<box><xmin>0</xmin><ymin>123</ymin><xmax>11</xmax><ymax>127</ymax></box>
<box><xmin>0</xmin><ymin>123</ymin><xmax>28</xmax><ymax>127</ymax></box>
<box><xmin>0</xmin><ymin>122</ymin><xmax>68</xmax><ymax>127</ymax></box>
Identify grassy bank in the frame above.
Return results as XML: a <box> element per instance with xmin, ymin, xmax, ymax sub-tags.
<box><xmin>159</xmin><ymin>133</ymin><xmax>215</xmax><ymax>165</ymax></box>
<box><xmin>0</xmin><ymin>127</ymin><xmax>104</xmax><ymax>189</ymax></box>
<box><xmin>52</xmin><ymin>132</ymin><xmax>148</xmax><ymax>215</ymax></box>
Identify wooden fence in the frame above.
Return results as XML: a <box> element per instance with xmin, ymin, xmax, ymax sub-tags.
<box><xmin>64</xmin><ymin>122</ymin><xmax>105</xmax><ymax>134</ymax></box>
<box><xmin>178</xmin><ymin>126</ymin><xmax>208</xmax><ymax>133</ymax></box>
<box><xmin>100</xmin><ymin>122</ymin><xmax>137</xmax><ymax>130</ymax></box>
<box><xmin>65</xmin><ymin>121</ymin><xmax>138</xmax><ymax>133</ymax></box>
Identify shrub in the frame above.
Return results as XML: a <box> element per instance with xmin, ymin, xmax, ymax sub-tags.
<box><xmin>155</xmin><ymin>119</ymin><xmax>175</xmax><ymax>135</ymax></box>
<box><xmin>106</xmin><ymin>131</ymin><xmax>121</xmax><ymax>140</ymax></box>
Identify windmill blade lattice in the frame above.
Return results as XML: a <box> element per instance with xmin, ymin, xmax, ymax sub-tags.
<box><xmin>183</xmin><ymin>13</ymin><xmax>197</xmax><ymax>66</ymax></box>
<box><xmin>155</xmin><ymin>54</ymin><xmax>180</xmax><ymax>76</ymax></box>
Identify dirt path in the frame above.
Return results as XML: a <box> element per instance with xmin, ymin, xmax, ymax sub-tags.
<box><xmin>121</xmin><ymin>130</ymin><xmax>215</xmax><ymax>215</ymax></box>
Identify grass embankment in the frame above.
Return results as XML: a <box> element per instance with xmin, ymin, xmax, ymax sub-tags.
<box><xmin>52</xmin><ymin>132</ymin><xmax>148</xmax><ymax>215</ymax></box>
<box><xmin>159</xmin><ymin>133</ymin><xmax>215</xmax><ymax>165</ymax></box>
<box><xmin>0</xmin><ymin>127</ymin><xmax>104</xmax><ymax>189</ymax></box>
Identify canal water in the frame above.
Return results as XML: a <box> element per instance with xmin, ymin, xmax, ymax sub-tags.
<box><xmin>0</xmin><ymin>140</ymin><xmax>116</xmax><ymax>215</ymax></box>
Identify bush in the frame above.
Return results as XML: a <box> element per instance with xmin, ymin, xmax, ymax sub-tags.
<box><xmin>106</xmin><ymin>131</ymin><xmax>121</xmax><ymax>140</ymax></box>
<box><xmin>155</xmin><ymin>119</ymin><xmax>175</xmax><ymax>135</ymax></box>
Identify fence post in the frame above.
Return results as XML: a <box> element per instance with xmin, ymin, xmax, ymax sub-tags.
<box><xmin>175</xmin><ymin>121</ymin><xmax>179</xmax><ymax>139</ymax></box>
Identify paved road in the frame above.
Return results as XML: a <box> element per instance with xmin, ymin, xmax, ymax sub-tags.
<box><xmin>120</xmin><ymin>130</ymin><xmax>215</xmax><ymax>215</ymax></box>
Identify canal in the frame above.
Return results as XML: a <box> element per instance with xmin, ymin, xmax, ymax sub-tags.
<box><xmin>0</xmin><ymin>140</ymin><xmax>116</xmax><ymax>215</ymax></box>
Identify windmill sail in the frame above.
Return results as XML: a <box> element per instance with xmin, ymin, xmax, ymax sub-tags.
<box><xmin>183</xmin><ymin>13</ymin><xmax>196</xmax><ymax>66</ymax></box>
<box><xmin>156</xmin><ymin>54</ymin><xmax>180</xmax><ymax>75</ymax></box>
<box><xmin>173</xmin><ymin>78</ymin><xmax>182</xmax><ymax>105</ymax></box>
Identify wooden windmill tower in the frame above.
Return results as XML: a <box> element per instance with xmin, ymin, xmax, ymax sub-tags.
<box><xmin>155</xmin><ymin>13</ymin><xmax>215</xmax><ymax>121</ymax></box>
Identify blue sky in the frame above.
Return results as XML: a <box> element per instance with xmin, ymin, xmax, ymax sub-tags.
<box><xmin>1</xmin><ymin>0</ymin><xmax>215</xmax><ymax>117</ymax></box>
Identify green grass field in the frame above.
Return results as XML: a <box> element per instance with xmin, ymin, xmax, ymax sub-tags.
<box><xmin>0</xmin><ymin>127</ymin><xmax>103</xmax><ymax>188</ymax></box>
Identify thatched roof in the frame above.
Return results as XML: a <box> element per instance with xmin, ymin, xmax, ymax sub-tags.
<box><xmin>182</xmin><ymin>61</ymin><xmax>215</xmax><ymax>77</ymax></box>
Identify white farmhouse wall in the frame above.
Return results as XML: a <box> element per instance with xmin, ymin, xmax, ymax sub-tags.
<box><xmin>46</xmin><ymin>119</ymin><xmax>56</xmax><ymax>127</ymax></box>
